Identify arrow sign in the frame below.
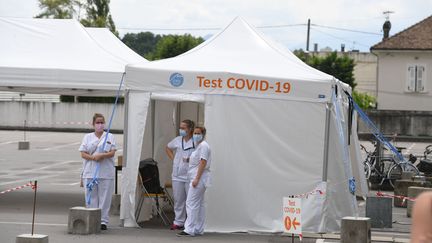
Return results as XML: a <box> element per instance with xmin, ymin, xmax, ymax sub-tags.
<box><xmin>283</xmin><ymin>197</ymin><xmax>302</xmax><ymax>235</ymax></box>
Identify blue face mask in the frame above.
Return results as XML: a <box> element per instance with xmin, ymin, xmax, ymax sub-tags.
<box><xmin>193</xmin><ymin>134</ymin><xmax>203</xmax><ymax>143</ymax></box>
<box><xmin>179</xmin><ymin>129</ymin><xmax>187</xmax><ymax>137</ymax></box>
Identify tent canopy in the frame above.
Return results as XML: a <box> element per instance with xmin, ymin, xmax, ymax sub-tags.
<box><xmin>126</xmin><ymin>17</ymin><xmax>334</xmax><ymax>102</ymax></box>
<box><xmin>0</xmin><ymin>17</ymin><xmax>147</xmax><ymax>96</ymax></box>
<box><xmin>121</xmin><ymin>17</ymin><xmax>367</xmax><ymax>233</ymax></box>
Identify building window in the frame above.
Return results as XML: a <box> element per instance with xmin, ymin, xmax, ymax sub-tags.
<box><xmin>406</xmin><ymin>64</ymin><xmax>427</xmax><ymax>93</ymax></box>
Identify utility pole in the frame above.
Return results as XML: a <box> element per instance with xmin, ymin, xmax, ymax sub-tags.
<box><xmin>306</xmin><ymin>19</ymin><xmax>311</xmax><ymax>51</ymax></box>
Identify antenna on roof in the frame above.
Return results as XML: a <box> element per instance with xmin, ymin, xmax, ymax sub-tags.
<box><xmin>383</xmin><ymin>11</ymin><xmax>394</xmax><ymax>21</ymax></box>
<box><xmin>382</xmin><ymin>11</ymin><xmax>394</xmax><ymax>40</ymax></box>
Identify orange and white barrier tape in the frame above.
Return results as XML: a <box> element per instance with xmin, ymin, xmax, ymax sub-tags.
<box><xmin>294</xmin><ymin>189</ymin><xmax>325</xmax><ymax>199</ymax></box>
<box><xmin>376</xmin><ymin>191</ymin><xmax>415</xmax><ymax>205</ymax></box>
<box><xmin>0</xmin><ymin>182</ymin><xmax>36</xmax><ymax>195</ymax></box>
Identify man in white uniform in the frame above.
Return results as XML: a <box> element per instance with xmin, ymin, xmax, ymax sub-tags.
<box><xmin>79</xmin><ymin>113</ymin><xmax>116</xmax><ymax>230</ymax></box>
<box><xmin>166</xmin><ymin>119</ymin><xmax>195</xmax><ymax>230</ymax></box>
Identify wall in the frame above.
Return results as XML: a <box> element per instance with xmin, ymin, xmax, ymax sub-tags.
<box><xmin>0</xmin><ymin>101</ymin><xmax>124</xmax><ymax>131</ymax></box>
<box><xmin>358</xmin><ymin>109</ymin><xmax>432</xmax><ymax>138</ymax></box>
<box><xmin>311</xmin><ymin>51</ymin><xmax>377</xmax><ymax>96</ymax></box>
<box><xmin>375</xmin><ymin>51</ymin><xmax>432</xmax><ymax>111</ymax></box>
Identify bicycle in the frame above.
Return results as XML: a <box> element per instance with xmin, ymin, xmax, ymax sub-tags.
<box><xmin>361</xmin><ymin>142</ymin><xmax>419</xmax><ymax>188</ymax></box>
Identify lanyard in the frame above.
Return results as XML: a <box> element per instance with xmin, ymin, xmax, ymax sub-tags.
<box><xmin>182</xmin><ymin>137</ymin><xmax>195</xmax><ymax>151</ymax></box>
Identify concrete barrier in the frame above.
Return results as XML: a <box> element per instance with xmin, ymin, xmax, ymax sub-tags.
<box><xmin>407</xmin><ymin>186</ymin><xmax>432</xmax><ymax>217</ymax></box>
<box><xmin>16</xmin><ymin>234</ymin><xmax>48</xmax><ymax>243</ymax></box>
<box><xmin>366</xmin><ymin>197</ymin><xmax>392</xmax><ymax>228</ymax></box>
<box><xmin>68</xmin><ymin>207</ymin><xmax>101</xmax><ymax>234</ymax></box>
<box><xmin>394</xmin><ymin>180</ymin><xmax>425</xmax><ymax>207</ymax></box>
<box><xmin>18</xmin><ymin>141</ymin><xmax>30</xmax><ymax>150</ymax></box>
<box><xmin>110</xmin><ymin>194</ymin><xmax>121</xmax><ymax>215</ymax></box>
<box><xmin>341</xmin><ymin>217</ymin><xmax>371</xmax><ymax>243</ymax></box>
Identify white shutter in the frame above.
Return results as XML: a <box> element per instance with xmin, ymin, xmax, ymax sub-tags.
<box><xmin>416</xmin><ymin>65</ymin><xmax>426</xmax><ymax>92</ymax></box>
<box><xmin>406</xmin><ymin>65</ymin><xmax>416</xmax><ymax>92</ymax></box>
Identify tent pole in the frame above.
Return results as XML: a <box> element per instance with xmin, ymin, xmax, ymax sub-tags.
<box><xmin>322</xmin><ymin>103</ymin><xmax>331</xmax><ymax>181</ymax></box>
<box><xmin>123</xmin><ymin>89</ymin><xmax>129</xmax><ymax>167</ymax></box>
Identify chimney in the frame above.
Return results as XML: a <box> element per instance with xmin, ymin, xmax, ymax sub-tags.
<box><xmin>341</xmin><ymin>44</ymin><xmax>345</xmax><ymax>52</ymax></box>
<box><xmin>314</xmin><ymin>43</ymin><xmax>318</xmax><ymax>52</ymax></box>
<box><xmin>383</xmin><ymin>20</ymin><xmax>391</xmax><ymax>40</ymax></box>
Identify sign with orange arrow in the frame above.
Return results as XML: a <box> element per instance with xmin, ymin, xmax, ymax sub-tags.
<box><xmin>283</xmin><ymin>197</ymin><xmax>302</xmax><ymax>235</ymax></box>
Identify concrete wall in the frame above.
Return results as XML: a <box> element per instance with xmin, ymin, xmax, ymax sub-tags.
<box><xmin>358</xmin><ymin>109</ymin><xmax>432</xmax><ymax>138</ymax></box>
<box><xmin>375</xmin><ymin>51</ymin><xmax>432</xmax><ymax>111</ymax></box>
<box><xmin>0</xmin><ymin>101</ymin><xmax>124</xmax><ymax>131</ymax></box>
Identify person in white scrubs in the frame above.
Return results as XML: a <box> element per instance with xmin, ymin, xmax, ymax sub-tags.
<box><xmin>79</xmin><ymin>113</ymin><xmax>116</xmax><ymax>230</ymax></box>
<box><xmin>166</xmin><ymin>119</ymin><xmax>195</xmax><ymax>230</ymax></box>
<box><xmin>177</xmin><ymin>126</ymin><xmax>211</xmax><ymax>237</ymax></box>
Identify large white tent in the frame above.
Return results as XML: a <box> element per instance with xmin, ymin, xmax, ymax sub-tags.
<box><xmin>121</xmin><ymin>17</ymin><xmax>367</xmax><ymax>233</ymax></box>
<box><xmin>0</xmin><ymin>17</ymin><xmax>147</xmax><ymax>96</ymax></box>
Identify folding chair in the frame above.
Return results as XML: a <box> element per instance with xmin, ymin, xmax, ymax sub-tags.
<box><xmin>135</xmin><ymin>173</ymin><xmax>174</xmax><ymax>225</ymax></box>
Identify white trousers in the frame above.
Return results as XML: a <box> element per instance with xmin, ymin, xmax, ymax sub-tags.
<box><xmin>172</xmin><ymin>180</ymin><xmax>189</xmax><ymax>226</ymax></box>
<box><xmin>84</xmin><ymin>178</ymin><xmax>114</xmax><ymax>225</ymax></box>
<box><xmin>184</xmin><ymin>179</ymin><xmax>206</xmax><ymax>236</ymax></box>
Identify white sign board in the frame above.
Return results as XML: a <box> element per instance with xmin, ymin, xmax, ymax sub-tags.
<box><xmin>283</xmin><ymin>197</ymin><xmax>302</xmax><ymax>235</ymax></box>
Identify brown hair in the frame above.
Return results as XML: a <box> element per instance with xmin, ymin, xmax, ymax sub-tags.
<box><xmin>92</xmin><ymin>113</ymin><xmax>105</xmax><ymax>125</ymax></box>
<box><xmin>195</xmin><ymin>126</ymin><xmax>206</xmax><ymax>138</ymax></box>
<box><xmin>181</xmin><ymin>119</ymin><xmax>195</xmax><ymax>134</ymax></box>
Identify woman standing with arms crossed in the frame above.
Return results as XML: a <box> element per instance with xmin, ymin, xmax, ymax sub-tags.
<box><xmin>166</xmin><ymin>120</ymin><xmax>195</xmax><ymax>230</ymax></box>
<box><xmin>177</xmin><ymin>126</ymin><xmax>211</xmax><ymax>237</ymax></box>
<box><xmin>79</xmin><ymin>113</ymin><xmax>116</xmax><ymax>230</ymax></box>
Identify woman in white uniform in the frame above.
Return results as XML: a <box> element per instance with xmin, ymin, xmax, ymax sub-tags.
<box><xmin>177</xmin><ymin>126</ymin><xmax>211</xmax><ymax>237</ymax></box>
<box><xmin>166</xmin><ymin>119</ymin><xmax>195</xmax><ymax>230</ymax></box>
<box><xmin>79</xmin><ymin>113</ymin><xmax>116</xmax><ymax>230</ymax></box>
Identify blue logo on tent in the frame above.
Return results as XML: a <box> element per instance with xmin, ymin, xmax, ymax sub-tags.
<box><xmin>349</xmin><ymin>178</ymin><xmax>356</xmax><ymax>195</ymax></box>
<box><xmin>169</xmin><ymin>73</ymin><xmax>184</xmax><ymax>87</ymax></box>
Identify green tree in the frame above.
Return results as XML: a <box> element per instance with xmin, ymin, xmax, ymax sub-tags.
<box><xmin>353</xmin><ymin>91</ymin><xmax>376</xmax><ymax>110</ymax></box>
<box><xmin>80</xmin><ymin>0</ymin><xmax>118</xmax><ymax>36</ymax></box>
<box><xmin>121</xmin><ymin>32</ymin><xmax>162</xmax><ymax>59</ymax></box>
<box><xmin>148</xmin><ymin>34</ymin><xmax>204</xmax><ymax>60</ymax></box>
<box><xmin>35</xmin><ymin>0</ymin><xmax>74</xmax><ymax>19</ymax></box>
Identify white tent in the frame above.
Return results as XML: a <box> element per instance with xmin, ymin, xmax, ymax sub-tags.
<box><xmin>121</xmin><ymin>17</ymin><xmax>367</xmax><ymax>233</ymax></box>
<box><xmin>0</xmin><ymin>17</ymin><xmax>147</xmax><ymax>96</ymax></box>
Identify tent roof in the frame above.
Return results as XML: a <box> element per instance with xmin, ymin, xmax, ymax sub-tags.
<box><xmin>126</xmin><ymin>17</ymin><xmax>335</xmax><ymax>101</ymax></box>
<box><xmin>0</xmin><ymin>17</ymin><xmax>147</xmax><ymax>96</ymax></box>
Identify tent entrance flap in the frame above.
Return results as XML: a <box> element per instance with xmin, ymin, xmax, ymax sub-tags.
<box><xmin>135</xmin><ymin>98</ymin><xmax>204</xmax><ymax>222</ymax></box>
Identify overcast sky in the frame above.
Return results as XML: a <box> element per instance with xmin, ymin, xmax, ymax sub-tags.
<box><xmin>1</xmin><ymin>0</ymin><xmax>431</xmax><ymax>52</ymax></box>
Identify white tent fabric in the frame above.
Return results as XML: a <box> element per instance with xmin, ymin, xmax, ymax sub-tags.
<box><xmin>0</xmin><ymin>17</ymin><xmax>147</xmax><ymax>96</ymax></box>
<box><xmin>121</xmin><ymin>17</ymin><xmax>367</xmax><ymax>232</ymax></box>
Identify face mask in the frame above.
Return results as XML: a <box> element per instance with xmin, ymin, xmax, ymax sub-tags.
<box><xmin>193</xmin><ymin>134</ymin><xmax>203</xmax><ymax>143</ymax></box>
<box><xmin>95</xmin><ymin>123</ymin><xmax>105</xmax><ymax>132</ymax></box>
<box><xmin>179</xmin><ymin>129</ymin><xmax>187</xmax><ymax>137</ymax></box>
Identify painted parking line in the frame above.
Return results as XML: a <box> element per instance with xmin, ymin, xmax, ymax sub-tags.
<box><xmin>0</xmin><ymin>140</ymin><xmax>19</xmax><ymax>146</ymax></box>
<box><xmin>40</xmin><ymin>141</ymin><xmax>81</xmax><ymax>151</ymax></box>
<box><xmin>0</xmin><ymin>221</ymin><xmax>67</xmax><ymax>227</ymax></box>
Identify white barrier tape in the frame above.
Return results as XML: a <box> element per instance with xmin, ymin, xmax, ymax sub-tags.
<box><xmin>26</xmin><ymin>121</ymin><xmax>92</xmax><ymax>126</ymax></box>
<box><xmin>0</xmin><ymin>182</ymin><xmax>36</xmax><ymax>195</ymax></box>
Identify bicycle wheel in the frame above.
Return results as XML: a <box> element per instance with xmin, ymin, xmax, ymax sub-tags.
<box><xmin>388</xmin><ymin>163</ymin><xmax>420</xmax><ymax>188</ymax></box>
<box><xmin>364</xmin><ymin>162</ymin><xmax>371</xmax><ymax>180</ymax></box>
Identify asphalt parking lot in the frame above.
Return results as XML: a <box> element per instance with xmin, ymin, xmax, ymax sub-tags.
<box><xmin>1</xmin><ymin>130</ymin><xmax>427</xmax><ymax>242</ymax></box>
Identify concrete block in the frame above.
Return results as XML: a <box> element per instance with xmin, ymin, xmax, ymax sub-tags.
<box><xmin>366</xmin><ymin>197</ymin><xmax>392</xmax><ymax>228</ymax></box>
<box><xmin>68</xmin><ymin>207</ymin><xmax>101</xmax><ymax>234</ymax></box>
<box><xmin>407</xmin><ymin>186</ymin><xmax>432</xmax><ymax>217</ymax></box>
<box><xmin>16</xmin><ymin>234</ymin><xmax>48</xmax><ymax>243</ymax></box>
<box><xmin>18</xmin><ymin>141</ymin><xmax>30</xmax><ymax>150</ymax></box>
<box><xmin>394</xmin><ymin>180</ymin><xmax>425</xmax><ymax>207</ymax></box>
<box><xmin>110</xmin><ymin>194</ymin><xmax>121</xmax><ymax>215</ymax></box>
<box><xmin>401</xmin><ymin>171</ymin><xmax>414</xmax><ymax>180</ymax></box>
<box><xmin>341</xmin><ymin>217</ymin><xmax>371</xmax><ymax>243</ymax></box>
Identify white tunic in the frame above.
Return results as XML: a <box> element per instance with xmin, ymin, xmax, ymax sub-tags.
<box><xmin>79</xmin><ymin>132</ymin><xmax>116</xmax><ymax>179</ymax></box>
<box><xmin>188</xmin><ymin>141</ymin><xmax>211</xmax><ymax>187</ymax></box>
<box><xmin>167</xmin><ymin>136</ymin><xmax>195</xmax><ymax>182</ymax></box>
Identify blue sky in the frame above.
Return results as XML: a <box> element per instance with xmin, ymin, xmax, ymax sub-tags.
<box><xmin>1</xmin><ymin>0</ymin><xmax>431</xmax><ymax>52</ymax></box>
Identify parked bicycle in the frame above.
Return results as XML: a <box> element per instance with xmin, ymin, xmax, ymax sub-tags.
<box><xmin>361</xmin><ymin>141</ymin><xmax>419</xmax><ymax>188</ymax></box>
